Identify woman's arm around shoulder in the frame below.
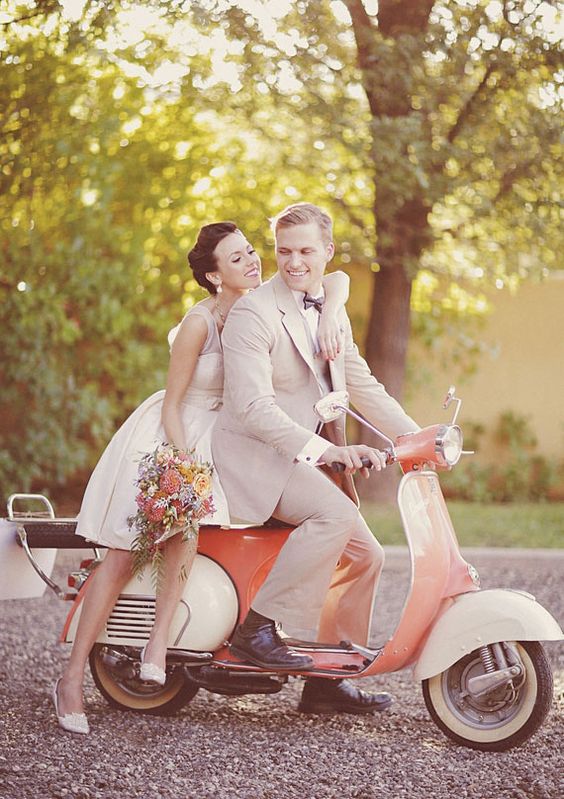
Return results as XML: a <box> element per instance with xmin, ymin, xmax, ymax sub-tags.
<box><xmin>319</xmin><ymin>270</ymin><xmax>350</xmax><ymax>360</ymax></box>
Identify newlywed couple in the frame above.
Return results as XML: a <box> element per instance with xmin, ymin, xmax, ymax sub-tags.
<box><xmin>53</xmin><ymin>202</ymin><xmax>419</xmax><ymax>734</ymax></box>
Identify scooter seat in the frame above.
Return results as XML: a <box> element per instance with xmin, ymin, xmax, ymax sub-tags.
<box><xmin>15</xmin><ymin>520</ymin><xmax>98</xmax><ymax>549</ymax></box>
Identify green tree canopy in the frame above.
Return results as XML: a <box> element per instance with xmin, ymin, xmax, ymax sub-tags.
<box><xmin>0</xmin><ymin>0</ymin><xmax>561</xmax><ymax>502</ymax></box>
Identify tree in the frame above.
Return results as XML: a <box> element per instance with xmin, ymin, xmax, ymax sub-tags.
<box><xmin>343</xmin><ymin>0</ymin><xmax>562</xmax><ymax>398</ymax></box>
<box><xmin>1</xmin><ymin>0</ymin><xmax>561</xmax><ymax>503</ymax></box>
<box><xmin>206</xmin><ymin>0</ymin><xmax>562</xmax><ymax>496</ymax></box>
<box><xmin>0</xmin><ymin>0</ymin><xmax>369</xmax><ymax>500</ymax></box>
<box><xmin>0</xmin><ymin>1</ymin><xmax>282</xmax><ymax>500</ymax></box>
<box><xmin>206</xmin><ymin>0</ymin><xmax>561</xmax><ymax>395</ymax></box>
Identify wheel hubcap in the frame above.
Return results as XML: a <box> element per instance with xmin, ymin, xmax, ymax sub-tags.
<box><xmin>444</xmin><ymin>652</ymin><xmax>526</xmax><ymax>729</ymax></box>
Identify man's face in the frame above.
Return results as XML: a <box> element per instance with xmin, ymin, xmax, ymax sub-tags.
<box><xmin>275</xmin><ymin>222</ymin><xmax>334</xmax><ymax>296</ymax></box>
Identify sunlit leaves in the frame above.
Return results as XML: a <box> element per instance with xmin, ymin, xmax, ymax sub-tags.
<box><xmin>1</xmin><ymin>0</ymin><xmax>562</xmax><ymax>498</ymax></box>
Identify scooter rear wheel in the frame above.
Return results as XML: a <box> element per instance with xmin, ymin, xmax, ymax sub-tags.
<box><xmin>89</xmin><ymin>643</ymin><xmax>199</xmax><ymax>715</ymax></box>
<box><xmin>422</xmin><ymin>640</ymin><xmax>553</xmax><ymax>751</ymax></box>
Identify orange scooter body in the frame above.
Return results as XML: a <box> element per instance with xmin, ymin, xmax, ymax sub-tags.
<box><xmin>196</xmin><ymin>466</ymin><xmax>478</xmax><ymax>678</ymax></box>
<box><xmin>62</xmin><ymin>423</ymin><xmax>479</xmax><ymax>677</ymax></box>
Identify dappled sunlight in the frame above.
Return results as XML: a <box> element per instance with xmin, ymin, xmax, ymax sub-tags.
<box><xmin>2</xmin><ymin>0</ymin><xmax>561</xmax><ymax>517</ymax></box>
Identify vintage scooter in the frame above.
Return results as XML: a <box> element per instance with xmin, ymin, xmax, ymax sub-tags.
<box><xmin>2</xmin><ymin>387</ymin><xmax>562</xmax><ymax>751</ymax></box>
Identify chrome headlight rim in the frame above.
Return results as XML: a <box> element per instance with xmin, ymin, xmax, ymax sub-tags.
<box><xmin>435</xmin><ymin>424</ymin><xmax>463</xmax><ymax>467</ymax></box>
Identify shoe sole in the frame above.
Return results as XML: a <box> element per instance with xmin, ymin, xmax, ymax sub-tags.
<box><xmin>297</xmin><ymin>699</ymin><xmax>393</xmax><ymax>715</ymax></box>
<box><xmin>230</xmin><ymin>645</ymin><xmax>315</xmax><ymax>672</ymax></box>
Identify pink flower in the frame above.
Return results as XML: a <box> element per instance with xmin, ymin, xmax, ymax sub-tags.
<box><xmin>159</xmin><ymin>469</ymin><xmax>182</xmax><ymax>495</ymax></box>
<box><xmin>145</xmin><ymin>498</ymin><xmax>166</xmax><ymax>523</ymax></box>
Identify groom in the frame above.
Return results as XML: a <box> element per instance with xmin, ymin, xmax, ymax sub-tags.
<box><xmin>211</xmin><ymin>202</ymin><xmax>419</xmax><ymax>714</ymax></box>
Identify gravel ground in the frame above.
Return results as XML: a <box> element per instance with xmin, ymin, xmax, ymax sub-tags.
<box><xmin>0</xmin><ymin>547</ymin><xmax>562</xmax><ymax>799</ymax></box>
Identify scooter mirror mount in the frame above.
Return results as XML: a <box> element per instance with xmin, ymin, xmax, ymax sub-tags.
<box><xmin>442</xmin><ymin>385</ymin><xmax>462</xmax><ymax>426</ymax></box>
<box><xmin>313</xmin><ymin>390</ymin><xmax>350</xmax><ymax>423</ymax></box>
<box><xmin>313</xmin><ymin>391</ymin><xmax>396</xmax><ymax>450</ymax></box>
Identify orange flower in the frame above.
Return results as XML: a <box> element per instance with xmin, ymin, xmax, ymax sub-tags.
<box><xmin>178</xmin><ymin>464</ymin><xmax>195</xmax><ymax>481</ymax></box>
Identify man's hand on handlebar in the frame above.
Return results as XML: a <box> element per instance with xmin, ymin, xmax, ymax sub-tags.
<box><xmin>319</xmin><ymin>444</ymin><xmax>387</xmax><ymax>478</ymax></box>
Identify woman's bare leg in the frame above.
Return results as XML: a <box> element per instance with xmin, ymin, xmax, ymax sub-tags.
<box><xmin>57</xmin><ymin>548</ymin><xmax>132</xmax><ymax>716</ymax></box>
<box><xmin>142</xmin><ymin>534</ymin><xmax>198</xmax><ymax>671</ymax></box>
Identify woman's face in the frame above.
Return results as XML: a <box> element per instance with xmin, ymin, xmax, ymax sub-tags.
<box><xmin>212</xmin><ymin>231</ymin><xmax>261</xmax><ymax>292</ymax></box>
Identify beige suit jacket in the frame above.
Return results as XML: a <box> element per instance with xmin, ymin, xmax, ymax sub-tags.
<box><xmin>211</xmin><ymin>273</ymin><xmax>419</xmax><ymax>523</ymax></box>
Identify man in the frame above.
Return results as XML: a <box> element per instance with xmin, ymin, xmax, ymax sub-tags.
<box><xmin>211</xmin><ymin>202</ymin><xmax>419</xmax><ymax>714</ymax></box>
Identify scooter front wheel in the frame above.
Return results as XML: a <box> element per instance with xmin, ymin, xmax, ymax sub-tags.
<box><xmin>89</xmin><ymin>643</ymin><xmax>199</xmax><ymax>715</ymax></box>
<box><xmin>422</xmin><ymin>640</ymin><xmax>553</xmax><ymax>751</ymax></box>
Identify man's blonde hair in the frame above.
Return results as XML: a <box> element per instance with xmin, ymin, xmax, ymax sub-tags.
<box><xmin>271</xmin><ymin>202</ymin><xmax>333</xmax><ymax>246</ymax></box>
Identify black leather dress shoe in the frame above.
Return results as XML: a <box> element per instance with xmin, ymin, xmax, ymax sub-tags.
<box><xmin>230</xmin><ymin>609</ymin><xmax>314</xmax><ymax>671</ymax></box>
<box><xmin>298</xmin><ymin>678</ymin><xmax>393</xmax><ymax>714</ymax></box>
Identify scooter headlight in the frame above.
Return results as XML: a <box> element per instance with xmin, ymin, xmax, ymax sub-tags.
<box><xmin>436</xmin><ymin>425</ymin><xmax>463</xmax><ymax>467</ymax></box>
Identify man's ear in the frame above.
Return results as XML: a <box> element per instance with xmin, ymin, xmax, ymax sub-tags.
<box><xmin>326</xmin><ymin>242</ymin><xmax>335</xmax><ymax>262</ymax></box>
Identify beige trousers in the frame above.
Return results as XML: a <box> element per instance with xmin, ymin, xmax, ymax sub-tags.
<box><xmin>251</xmin><ymin>463</ymin><xmax>384</xmax><ymax>646</ymax></box>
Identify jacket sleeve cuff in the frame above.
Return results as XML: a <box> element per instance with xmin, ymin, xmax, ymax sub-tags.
<box><xmin>295</xmin><ymin>435</ymin><xmax>333</xmax><ymax>467</ymax></box>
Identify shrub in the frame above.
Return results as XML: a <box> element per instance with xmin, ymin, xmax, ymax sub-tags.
<box><xmin>442</xmin><ymin>411</ymin><xmax>560</xmax><ymax>502</ymax></box>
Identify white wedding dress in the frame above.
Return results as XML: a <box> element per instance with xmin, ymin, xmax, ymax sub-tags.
<box><xmin>76</xmin><ymin>304</ymin><xmax>230</xmax><ymax>549</ymax></box>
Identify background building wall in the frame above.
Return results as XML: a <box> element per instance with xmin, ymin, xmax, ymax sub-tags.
<box><xmin>407</xmin><ymin>273</ymin><xmax>564</xmax><ymax>463</ymax></box>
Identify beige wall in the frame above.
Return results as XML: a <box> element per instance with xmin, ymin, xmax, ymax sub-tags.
<box><xmin>406</xmin><ymin>274</ymin><xmax>564</xmax><ymax>462</ymax></box>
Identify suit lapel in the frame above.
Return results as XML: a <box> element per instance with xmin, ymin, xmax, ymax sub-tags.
<box><xmin>272</xmin><ymin>273</ymin><xmax>317</xmax><ymax>376</ymax></box>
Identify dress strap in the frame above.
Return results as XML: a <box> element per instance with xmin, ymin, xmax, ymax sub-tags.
<box><xmin>168</xmin><ymin>303</ymin><xmax>221</xmax><ymax>353</ymax></box>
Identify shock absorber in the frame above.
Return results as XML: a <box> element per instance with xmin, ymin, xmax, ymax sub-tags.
<box><xmin>479</xmin><ymin>645</ymin><xmax>496</xmax><ymax>673</ymax></box>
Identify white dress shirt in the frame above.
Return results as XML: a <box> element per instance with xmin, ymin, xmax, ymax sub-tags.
<box><xmin>290</xmin><ymin>289</ymin><xmax>334</xmax><ymax>468</ymax></box>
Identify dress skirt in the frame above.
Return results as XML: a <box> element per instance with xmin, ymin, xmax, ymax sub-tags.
<box><xmin>75</xmin><ymin>390</ymin><xmax>229</xmax><ymax>549</ymax></box>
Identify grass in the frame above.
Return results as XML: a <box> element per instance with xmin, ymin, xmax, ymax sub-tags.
<box><xmin>362</xmin><ymin>500</ymin><xmax>564</xmax><ymax>549</ymax></box>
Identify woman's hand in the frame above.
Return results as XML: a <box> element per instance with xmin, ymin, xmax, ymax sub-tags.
<box><xmin>318</xmin><ymin>311</ymin><xmax>344</xmax><ymax>361</ymax></box>
<box><xmin>319</xmin><ymin>270</ymin><xmax>349</xmax><ymax>360</ymax></box>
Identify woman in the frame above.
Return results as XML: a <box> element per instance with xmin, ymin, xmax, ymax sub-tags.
<box><xmin>53</xmin><ymin>221</ymin><xmax>349</xmax><ymax>733</ymax></box>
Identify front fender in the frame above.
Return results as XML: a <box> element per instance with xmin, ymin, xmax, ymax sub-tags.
<box><xmin>413</xmin><ymin>588</ymin><xmax>563</xmax><ymax>681</ymax></box>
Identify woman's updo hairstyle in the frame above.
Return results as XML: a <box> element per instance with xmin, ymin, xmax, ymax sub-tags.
<box><xmin>188</xmin><ymin>221</ymin><xmax>239</xmax><ymax>295</ymax></box>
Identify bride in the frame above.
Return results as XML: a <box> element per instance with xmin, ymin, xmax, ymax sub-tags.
<box><xmin>53</xmin><ymin>220</ymin><xmax>349</xmax><ymax>733</ymax></box>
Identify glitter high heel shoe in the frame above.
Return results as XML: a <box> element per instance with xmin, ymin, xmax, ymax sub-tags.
<box><xmin>139</xmin><ymin>646</ymin><xmax>166</xmax><ymax>686</ymax></box>
<box><xmin>52</xmin><ymin>678</ymin><xmax>89</xmax><ymax>734</ymax></box>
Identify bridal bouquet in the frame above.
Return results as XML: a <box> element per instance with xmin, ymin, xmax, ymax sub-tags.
<box><xmin>128</xmin><ymin>443</ymin><xmax>215</xmax><ymax>581</ymax></box>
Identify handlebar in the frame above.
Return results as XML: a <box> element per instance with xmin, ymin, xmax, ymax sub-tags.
<box><xmin>330</xmin><ymin>457</ymin><xmax>376</xmax><ymax>473</ymax></box>
<box><xmin>329</xmin><ymin>450</ymin><xmax>395</xmax><ymax>472</ymax></box>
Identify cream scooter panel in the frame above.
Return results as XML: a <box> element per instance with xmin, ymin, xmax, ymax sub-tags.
<box><xmin>0</xmin><ymin>517</ymin><xmax>57</xmax><ymax>600</ymax></box>
<box><xmin>414</xmin><ymin>588</ymin><xmax>564</xmax><ymax>681</ymax></box>
<box><xmin>64</xmin><ymin>554</ymin><xmax>239</xmax><ymax>652</ymax></box>
<box><xmin>0</xmin><ymin>494</ymin><xmax>63</xmax><ymax>600</ymax></box>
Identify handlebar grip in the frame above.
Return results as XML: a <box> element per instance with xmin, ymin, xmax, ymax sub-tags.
<box><xmin>330</xmin><ymin>457</ymin><xmax>374</xmax><ymax>473</ymax></box>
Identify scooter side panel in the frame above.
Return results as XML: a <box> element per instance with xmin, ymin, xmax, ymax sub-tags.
<box><xmin>0</xmin><ymin>519</ymin><xmax>57</xmax><ymax>599</ymax></box>
<box><xmin>413</xmin><ymin>588</ymin><xmax>564</xmax><ymax>680</ymax></box>
<box><xmin>65</xmin><ymin>554</ymin><xmax>239</xmax><ymax>651</ymax></box>
<box><xmin>197</xmin><ymin>525</ymin><xmax>293</xmax><ymax>622</ymax></box>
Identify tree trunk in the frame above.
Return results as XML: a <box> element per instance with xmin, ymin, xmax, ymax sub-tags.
<box><xmin>365</xmin><ymin>256</ymin><xmax>412</xmax><ymax>404</ymax></box>
<box><xmin>342</xmin><ymin>0</ymin><xmax>435</xmax><ymax>502</ymax></box>
<box><xmin>357</xmin><ymin>220</ymin><xmax>417</xmax><ymax>504</ymax></box>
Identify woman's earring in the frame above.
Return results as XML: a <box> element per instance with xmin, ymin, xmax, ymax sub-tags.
<box><xmin>216</xmin><ymin>283</ymin><xmax>223</xmax><ymax>294</ymax></box>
